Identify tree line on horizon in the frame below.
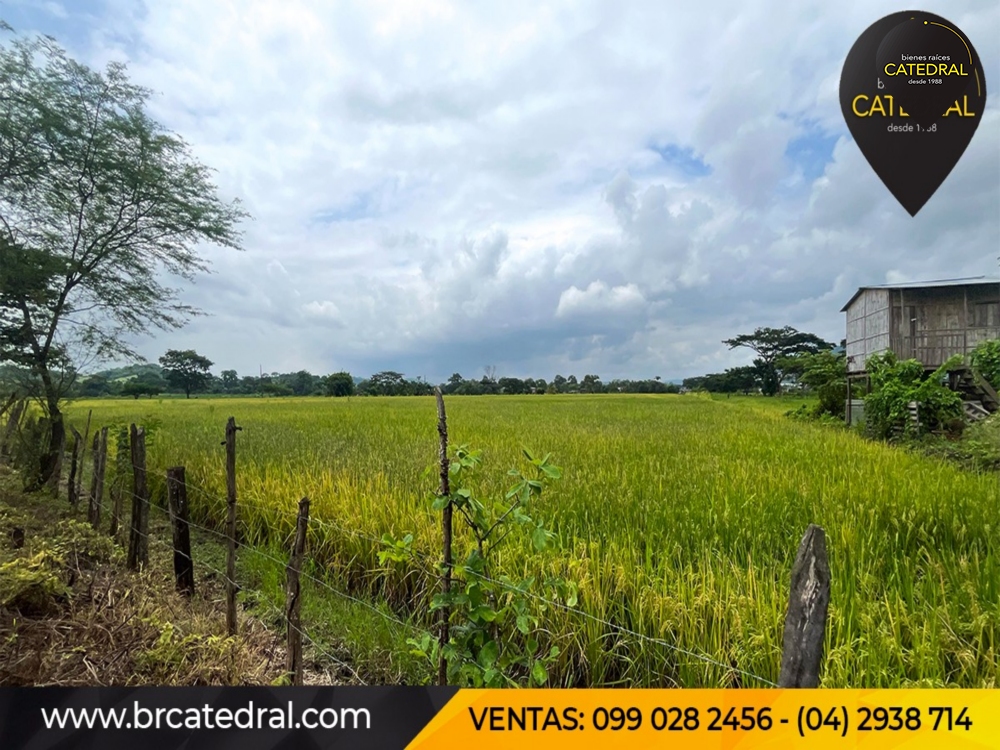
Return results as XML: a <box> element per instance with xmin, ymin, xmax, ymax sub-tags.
<box><xmin>3</xmin><ymin>323</ymin><xmax>843</xmax><ymax>401</ymax></box>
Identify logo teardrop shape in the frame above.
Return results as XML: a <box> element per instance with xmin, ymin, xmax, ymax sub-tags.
<box><xmin>840</xmin><ymin>11</ymin><xmax>986</xmax><ymax>216</ymax></box>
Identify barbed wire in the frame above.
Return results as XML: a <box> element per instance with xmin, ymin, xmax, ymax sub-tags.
<box><xmin>137</xmin><ymin>493</ymin><xmax>432</xmax><ymax>640</ymax></box>
<box><xmin>133</xmin><ymin>524</ymin><xmax>368</xmax><ymax>684</ymax></box>
<box><xmin>81</xmin><ymin>453</ymin><xmax>779</xmax><ymax>688</ymax></box>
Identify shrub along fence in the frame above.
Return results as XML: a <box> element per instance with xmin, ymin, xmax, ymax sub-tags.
<box><xmin>3</xmin><ymin>396</ymin><xmax>831</xmax><ymax>688</ymax></box>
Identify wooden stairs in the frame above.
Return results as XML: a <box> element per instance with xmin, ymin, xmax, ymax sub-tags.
<box><xmin>949</xmin><ymin>367</ymin><xmax>999</xmax><ymax>422</ymax></box>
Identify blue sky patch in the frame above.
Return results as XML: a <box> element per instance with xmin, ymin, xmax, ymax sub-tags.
<box><xmin>311</xmin><ymin>189</ymin><xmax>380</xmax><ymax>224</ymax></box>
<box><xmin>784</xmin><ymin>125</ymin><xmax>838</xmax><ymax>182</ymax></box>
<box><xmin>647</xmin><ymin>143</ymin><xmax>712</xmax><ymax>178</ymax></box>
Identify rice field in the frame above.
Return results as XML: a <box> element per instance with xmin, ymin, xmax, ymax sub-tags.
<box><xmin>65</xmin><ymin>394</ymin><xmax>1000</xmax><ymax>688</ymax></box>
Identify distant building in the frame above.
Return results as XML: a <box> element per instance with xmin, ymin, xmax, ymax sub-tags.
<box><xmin>841</xmin><ymin>276</ymin><xmax>1000</xmax><ymax>421</ymax></box>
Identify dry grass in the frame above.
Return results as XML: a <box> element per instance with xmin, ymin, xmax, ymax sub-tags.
<box><xmin>0</xmin><ymin>465</ymin><xmax>356</xmax><ymax>686</ymax></box>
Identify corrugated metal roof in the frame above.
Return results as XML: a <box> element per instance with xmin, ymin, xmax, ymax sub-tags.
<box><xmin>840</xmin><ymin>276</ymin><xmax>1000</xmax><ymax>312</ymax></box>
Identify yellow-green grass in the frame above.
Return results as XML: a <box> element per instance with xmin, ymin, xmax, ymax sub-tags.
<box><xmin>65</xmin><ymin>394</ymin><xmax>1000</xmax><ymax>687</ymax></box>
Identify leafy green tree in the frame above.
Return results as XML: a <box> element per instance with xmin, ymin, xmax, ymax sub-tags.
<box><xmin>290</xmin><ymin>369</ymin><xmax>315</xmax><ymax>396</ymax></box>
<box><xmin>444</xmin><ymin>373</ymin><xmax>464</xmax><ymax>394</ymax></box>
<box><xmin>798</xmin><ymin>350</ymin><xmax>847</xmax><ymax>416</ymax></box>
<box><xmin>260</xmin><ymin>380</ymin><xmax>293</xmax><ymax>396</ymax></box>
<box><xmin>723</xmin><ymin>327</ymin><xmax>833</xmax><ymax>396</ymax></box>
<box><xmin>78</xmin><ymin>374</ymin><xmax>112</xmax><ymax>397</ymax></box>
<box><xmin>121</xmin><ymin>378</ymin><xmax>161</xmax><ymax>399</ymax></box>
<box><xmin>159</xmin><ymin>350</ymin><xmax>214</xmax><ymax>398</ymax></box>
<box><xmin>0</xmin><ymin>29</ymin><xmax>247</xmax><ymax>486</ymax></box>
<box><xmin>498</xmin><ymin>376</ymin><xmax>526</xmax><ymax>394</ymax></box>
<box><xmin>580</xmin><ymin>374</ymin><xmax>602</xmax><ymax>393</ymax></box>
<box><xmin>724</xmin><ymin>366</ymin><xmax>759</xmax><ymax>395</ymax></box>
<box><xmin>220</xmin><ymin>369</ymin><xmax>239</xmax><ymax>392</ymax></box>
<box><xmin>324</xmin><ymin>371</ymin><xmax>355</xmax><ymax>397</ymax></box>
<box><xmin>368</xmin><ymin>370</ymin><xmax>407</xmax><ymax>396</ymax></box>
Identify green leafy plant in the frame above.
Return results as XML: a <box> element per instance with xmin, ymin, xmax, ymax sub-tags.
<box><xmin>864</xmin><ymin>352</ymin><xmax>963</xmax><ymax>439</ymax></box>
<box><xmin>383</xmin><ymin>446</ymin><xmax>573</xmax><ymax>687</ymax></box>
<box><xmin>970</xmin><ymin>339</ymin><xmax>1000</xmax><ymax>391</ymax></box>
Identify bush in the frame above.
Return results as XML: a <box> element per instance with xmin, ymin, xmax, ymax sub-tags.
<box><xmin>970</xmin><ymin>339</ymin><xmax>1000</xmax><ymax>391</ymax></box>
<box><xmin>864</xmin><ymin>352</ymin><xmax>963</xmax><ymax>439</ymax></box>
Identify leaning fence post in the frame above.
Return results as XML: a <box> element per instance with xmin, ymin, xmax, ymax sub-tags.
<box><xmin>778</xmin><ymin>524</ymin><xmax>831</xmax><ymax>688</ymax></box>
<box><xmin>434</xmin><ymin>387</ymin><xmax>452</xmax><ymax>686</ymax></box>
<box><xmin>126</xmin><ymin>425</ymin><xmax>149</xmax><ymax>571</ymax></box>
<box><xmin>88</xmin><ymin>427</ymin><xmax>108</xmax><ymax>529</ymax></box>
<box><xmin>74</xmin><ymin>409</ymin><xmax>92</xmax><ymax>503</ymax></box>
<box><xmin>67</xmin><ymin>427</ymin><xmax>82</xmax><ymax>507</ymax></box>
<box><xmin>167</xmin><ymin>466</ymin><xmax>195</xmax><ymax>597</ymax></box>
<box><xmin>48</xmin><ymin>427</ymin><xmax>66</xmax><ymax>499</ymax></box>
<box><xmin>109</xmin><ymin>427</ymin><xmax>129</xmax><ymax>540</ymax></box>
<box><xmin>224</xmin><ymin>416</ymin><xmax>242</xmax><ymax>636</ymax></box>
<box><xmin>286</xmin><ymin>496</ymin><xmax>310</xmax><ymax>686</ymax></box>
<box><xmin>0</xmin><ymin>399</ymin><xmax>25</xmax><ymax>463</ymax></box>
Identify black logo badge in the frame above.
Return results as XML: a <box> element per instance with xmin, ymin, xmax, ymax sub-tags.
<box><xmin>840</xmin><ymin>11</ymin><xmax>986</xmax><ymax>215</ymax></box>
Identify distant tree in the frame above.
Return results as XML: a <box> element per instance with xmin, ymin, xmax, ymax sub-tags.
<box><xmin>725</xmin><ymin>366</ymin><xmax>759</xmax><ymax>395</ymax></box>
<box><xmin>552</xmin><ymin>374</ymin><xmax>567</xmax><ymax>393</ymax></box>
<box><xmin>478</xmin><ymin>375</ymin><xmax>499</xmax><ymax>395</ymax></box>
<box><xmin>723</xmin><ymin>327</ymin><xmax>834</xmax><ymax>396</ymax></box>
<box><xmin>290</xmin><ymin>369</ymin><xmax>315</xmax><ymax>396</ymax></box>
<box><xmin>580</xmin><ymin>374</ymin><xmax>602</xmax><ymax>393</ymax></box>
<box><xmin>324</xmin><ymin>371</ymin><xmax>355</xmax><ymax>397</ymax></box>
<box><xmin>407</xmin><ymin>377</ymin><xmax>434</xmax><ymax>396</ymax></box>
<box><xmin>369</xmin><ymin>370</ymin><xmax>406</xmax><ymax>396</ymax></box>
<box><xmin>565</xmin><ymin>375</ymin><xmax>579</xmax><ymax>393</ymax></box>
<box><xmin>445</xmin><ymin>373</ymin><xmax>464</xmax><ymax>394</ymax></box>
<box><xmin>220</xmin><ymin>369</ymin><xmax>239</xmax><ymax>392</ymax></box>
<box><xmin>456</xmin><ymin>378</ymin><xmax>485</xmax><ymax>395</ymax></box>
<box><xmin>260</xmin><ymin>380</ymin><xmax>293</xmax><ymax>397</ymax></box>
<box><xmin>498</xmin><ymin>376</ymin><xmax>526</xmax><ymax>394</ymax></box>
<box><xmin>240</xmin><ymin>375</ymin><xmax>259</xmax><ymax>395</ymax></box>
<box><xmin>121</xmin><ymin>378</ymin><xmax>161</xmax><ymax>399</ymax></box>
<box><xmin>159</xmin><ymin>349</ymin><xmax>214</xmax><ymax>398</ymax></box>
<box><xmin>79</xmin><ymin>375</ymin><xmax>112</xmax><ymax>397</ymax></box>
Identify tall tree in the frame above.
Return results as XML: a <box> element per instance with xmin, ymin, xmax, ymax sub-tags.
<box><xmin>0</xmin><ymin>30</ymin><xmax>247</xmax><ymax>485</ymax></box>
<box><xmin>323</xmin><ymin>371</ymin><xmax>355</xmax><ymax>397</ymax></box>
<box><xmin>723</xmin><ymin>326</ymin><xmax>833</xmax><ymax>396</ymax></box>
<box><xmin>159</xmin><ymin>350</ymin><xmax>213</xmax><ymax>399</ymax></box>
<box><xmin>220</xmin><ymin>369</ymin><xmax>239</xmax><ymax>392</ymax></box>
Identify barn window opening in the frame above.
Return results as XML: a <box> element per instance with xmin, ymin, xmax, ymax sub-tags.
<box><xmin>974</xmin><ymin>302</ymin><xmax>999</xmax><ymax>328</ymax></box>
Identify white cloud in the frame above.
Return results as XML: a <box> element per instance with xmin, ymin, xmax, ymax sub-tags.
<box><xmin>556</xmin><ymin>281</ymin><xmax>646</xmax><ymax>318</ymax></box>
<box><xmin>8</xmin><ymin>0</ymin><xmax>997</xmax><ymax>380</ymax></box>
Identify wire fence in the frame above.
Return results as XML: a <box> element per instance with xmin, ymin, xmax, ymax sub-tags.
<box><xmin>95</xmin><ymin>450</ymin><xmax>782</xmax><ymax>689</ymax></box>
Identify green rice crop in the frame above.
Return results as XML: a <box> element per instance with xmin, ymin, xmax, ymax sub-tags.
<box><xmin>66</xmin><ymin>394</ymin><xmax>1000</xmax><ymax>687</ymax></box>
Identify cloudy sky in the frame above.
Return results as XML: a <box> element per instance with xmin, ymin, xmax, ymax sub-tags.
<box><xmin>6</xmin><ymin>0</ymin><xmax>999</xmax><ymax>382</ymax></box>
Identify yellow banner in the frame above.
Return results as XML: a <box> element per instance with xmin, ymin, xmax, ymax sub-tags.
<box><xmin>408</xmin><ymin>689</ymin><xmax>998</xmax><ymax>748</ymax></box>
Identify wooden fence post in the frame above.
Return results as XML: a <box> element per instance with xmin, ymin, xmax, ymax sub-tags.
<box><xmin>88</xmin><ymin>427</ymin><xmax>108</xmax><ymax>529</ymax></box>
<box><xmin>778</xmin><ymin>524</ymin><xmax>831</xmax><ymax>688</ymax></box>
<box><xmin>167</xmin><ymin>466</ymin><xmax>195</xmax><ymax>597</ymax></box>
<box><xmin>434</xmin><ymin>387</ymin><xmax>452</xmax><ymax>686</ymax></box>
<box><xmin>48</xmin><ymin>427</ymin><xmax>66</xmax><ymax>498</ymax></box>
<box><xmin>109</xmin><ymin>427</ymin><xmax>129</xmax><ymax>539</ymax></box>
<box><xmin>74</xmin><ymin>409</ymin><xmax>92</xmax><ymax>504</ymax></box>
<box><xmin>224</xmin><ymin>416</ymin><xmax>241</xmax><ymax>636</ymax></box>
<box><xmin>0</xmin><ymin>399</ymin><xmax>25</xmax><ymax>464</ymax></box>
<box><xmin>67</xmin><ymin>427</ymin><xmax>82</xmax><ymax>507</ymax></box>
<box><xmin>286</xmin><ymin>497</ymin><xmax>310</xmax><ymax>686</ymax></box>
<box><xmin>126</xmin><ymin>425</ymin><xmax>149</xmax><ymax>571</ymax></box>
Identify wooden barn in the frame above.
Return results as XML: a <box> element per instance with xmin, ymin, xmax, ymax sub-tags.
<box><xmin>841</xmin><ymin>276</ymin><xmax>1000</xmax><ymax>423</ymax></box>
